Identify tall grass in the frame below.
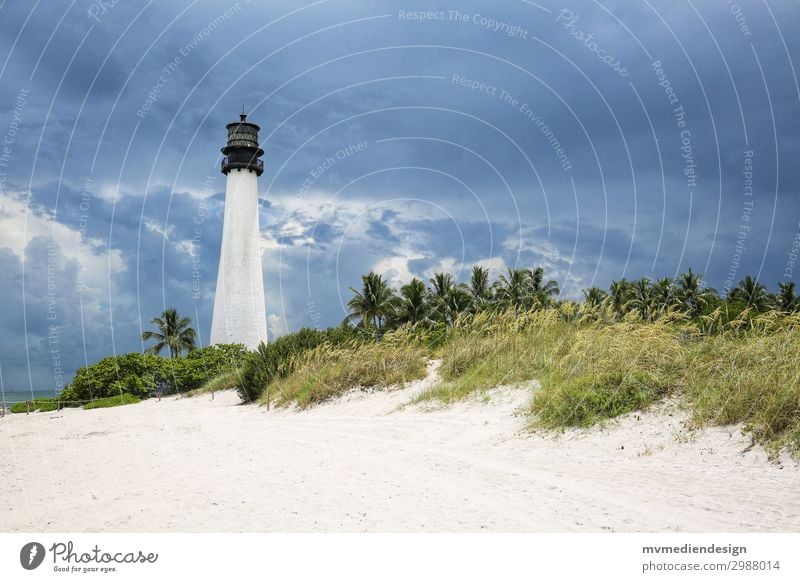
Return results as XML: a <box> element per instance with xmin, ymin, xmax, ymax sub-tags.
<box><xmin>262</xmin><ymin>329</ymin><xmax>429</xmax><ymax>408</ymax></box>
<box><xmin>227</xmin><ymin>305</ymin><xmax>799</xmax><ymax>455</ymax></box>
<box><xmin>685</xmin><ymin>313</ymin><xmax>800</xmax><ymax>455</ymax></box>
<box><xmin>414</xmin><ymin>309</ymin><xmax>574</xmax><ymax>403</ymax></box>
<box><xmin>532</xmin><ymin>316</ymin><xmax>686</xmax><ymax>428</ymax></box>
<box><xmin>183</xmin><ymin>370</ymin><xmax>241</xmax><ymax>398</ymax></box>
<box><xmin>410</xmin><ymin>307</ymin><xmax>800</xmax><ymax>455</ymax></box>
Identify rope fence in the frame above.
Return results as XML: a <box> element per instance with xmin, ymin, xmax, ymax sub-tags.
<box><xmin>0</xmin><ymin>382</ymin><xmax>225</xmax><ymax>417</ymax></box>
<box><xmin>0</xmin><ymin>393</ymin><xmax>167</xmax><ymax>417</ymax></box>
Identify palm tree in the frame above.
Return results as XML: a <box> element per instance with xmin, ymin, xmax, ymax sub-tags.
<box><xmin>529</xmin><ymin>266</ymin><xmax>560</xmax><ymax>306</ymax></box>
<box><xmin>730</xmin><ymin>275</ymin><xmax>772</xmax><ymax>311</ymax></box>
<box><xmin>495</xmin><ymin>268</ymin><xmax>532</xmax><ymax>312</ymax></box>
<box><xmin>429</xmin><ymin>272</ymin><xmax>456</xmax><ymax>322</ymax></box>
<box><xmin>344</xmin><ymin>272</ymin><xmax>395</xmax><ymax>334</ymax></box>
<box><xmin>442</xmin><ymin>284</ymin><xmax>473</xmax><ymax>324</ymax></box>
<box><xmin>608</xmin><ymin>278</ymin><xmax>632</xmax><ymax>317</ymax></box>
<box><xmin>676</xmin><ymin>268</ymin><xmax>715</xmax><ymax>317</ymax></box>
<box><xmin>142</xmin><ymin>308</ymin><xmax>197</xmax><ymax>358</ymax></box>
<box><xmin>394</xmin><ymin>278</ymin><xmax>432</xmax><ymax>325</ymax></box>
<box><xmin>626</xmin><ymin>278</ymin><xmax>655</xmax><ymax>320</ymax></box>
<box><xmin>468</xmin><ymin>265</ymin><xmax>492</xmax><ymax>309</ymax></box>
<box><xmin>430</xmin><ymin>272</ymin><xmax>455</xmax><ymax>298</ymax></box>
<box><xmin>582</xmin><ymin>286</ymin><xmax>607</xmax><ymax>307</ymax></box>
<box><xmin>777</xmin><ymin>281</ymin><xmax>798</xmax><ymax>312</ymax></box>
<box><xmin>652</xmin><ymin>277</ymin><xmax>679</xmax><ymax>313</ymax></box>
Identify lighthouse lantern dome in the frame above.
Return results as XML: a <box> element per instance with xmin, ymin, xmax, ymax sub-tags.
<box><xmin>221</xmin><ymin>113</ymin><xmax>265</xmax><ymax>175</ymax></box>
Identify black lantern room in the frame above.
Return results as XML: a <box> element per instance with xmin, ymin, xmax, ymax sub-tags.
<box><xmin>221</xmin><ymin>113</ymin><xmax>264</xmax><ymax>176</ymax></box>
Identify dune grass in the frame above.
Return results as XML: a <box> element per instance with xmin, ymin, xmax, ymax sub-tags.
<box><xmin>534</xmin><ymin>370</ymin><xmax>671</xmax><ymax>428</ymax></box>
<box><xmin>83</xmin><ymin>393</ymin><xmax>140</xmax><ymax>410</ymax></box>
<box><xmin>203</xmin><ymin>304</ymin><xmax>800</xmax><ymax>455</ymax></box>
<box><xmin>184</xmin><ymin>369</ymin><xmax>241</xmax><ymax>398</ymax></box>
<box><xmin>413</xmin><ymin>310</ymin><xmax>574</xmax><ymax>404</ymax></box>
<box><xmin>531</xmin><ymin>317</ymin><xmax>687</xmax><ymax>428</ymax></box>
<box><xmin>532</xmin><ymin>312</ymin><xmax>800</xmax><ymax>454</ymax></box>
<box><xmin>261</xmin><ymin>331</ymin><xmax>429</xmax><ymax>409</ymax></box>
<box><xmin>405</xmin><ymin>307</ymin><xmax>800</xmax><ymax>455</ymax></box>
<box><xmin>683</xmin><ymin>314</ymin><xmax>800</xmax><ymax>455</ymax></box>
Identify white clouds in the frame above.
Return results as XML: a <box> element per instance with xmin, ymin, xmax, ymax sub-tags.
<box><xmin>143</xmin><ymin>218</ymin><xmax>176</xmax><ymax>239</ymax></box>
<box><xmin>372</xmin><ymin>252</ymin><xmax>425</xmax><ymax>287</ymax></box>
<box><xmin>473</xmin><ymin>256</ymin><xmax>509</xmax><ymax>276</ymax></box>
<box><xmin>505</xmin><ymin>229</ymin><xmax>565</xmax><ymax>269</ymax></box>
<box><xmin>0</xmin><ymin>192</ymin><xmax>125</xmax><ymax>291</ymax></box>
<box><xmin>503</xmin><ymin>227</ymin><xmax>588</xmax><ymax>299</ymax></box>
<box><xmin>279</xmin><ymin>218</ymin><xmax>310</xmax><ymax>238</ymax></box>
<box><xmin>174</xmin><ymin>239</ymin><xmax>196</xmax><ymax>256</ymax></box>
<box><xmin>423</xmin><ymin>256</ymin><xmax>464</xmax><ymax>280</ymax></box>
<box><xmin>267</xmin><ymin>312</ymin><xmax>288</xmax><ymax>339</ymax></box>
<box><xmin>258</xmin><ymin>191</ymin><xmax>519</xmax><ymax>290</ymax></box>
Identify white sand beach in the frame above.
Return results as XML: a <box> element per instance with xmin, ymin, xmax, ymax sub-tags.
<box><xmin>2</xmin><ymin>362</ymin><xmax>798</xmax><ymax>533</ymax></box>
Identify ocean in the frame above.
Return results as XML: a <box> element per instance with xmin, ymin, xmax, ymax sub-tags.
<box><xmin>1</xmin><ymin>390</ymin><xmax>60</xmax><ymax>404</ymax></box>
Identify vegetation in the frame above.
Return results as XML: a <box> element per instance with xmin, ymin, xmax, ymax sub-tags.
<box><xmin>343</xmin><ymin>273</ymin><xmax>396</xmax><ymax>335</ymax></box>
<box><xmin>413</xmin><ymin>309</ymin><xmax>572</xmax><ymax>404</ymax></box>
<box><xmin>142</xmin><ymin>307</ymin><xmax>197</xmax><ymax>357</ymax></box>
<box><xmin>262</xmin><ymin>330</ymin><xmax>428</xmax><ymax>408</ymax></box>
<box><xmin>170</xmin><ymin>344</ymin><xmax>248</xmax><ymax>393</ymax></box>
<box><xmin>57</xmin><ymin>344</ymin><xmax>247</xmax><ymax>404</ymax></box>
<box><xmin>403</xmin><ymin>300</ymin><xmax>799</xmax><ymax>455</ymax></box>
<box><xmin>184</xmin><ymin>370</ymin><xmax>240</xmax><ymax>398</ymax></box>
<box><xmin>32</xmin><ymin>265</ymin><xmax>800</xmax><ymax>456</ymax></box>
<box><xmin>337</xmin><ymin>265</ymin><xmax>791</xmax><ymax>336</ymax></box>
<box><xmin>60</xmin><ymin>352</ymin><xmax>165</xmax><ymax>402</ymax></box>
<box><xmin>684</xmin><ymin>313</ymin><xmax>800</xmax><ymax>453</ymax></box>
<box><xmin>338</xmin><ymin>265</ymin><xmax>799</xmax><ymax>455</ymax></box>
<box><xmin>9</xmin><ymin>398</ymin><xmax>59</xmax><ymax>413</ymax></box>
<box><xmin>83</xmin><ymin>393</ymin><xmax>141</xmax><ymax>410</ymax></box>
<box><xmin>531</xmin><ymin>316</ymin><xmax>683</xmax><ymax>428</ymax></box>
<box><xmin>236</xmin><ymin>326</ymin><xmax>361</xmax><ymax>402</ymax></box>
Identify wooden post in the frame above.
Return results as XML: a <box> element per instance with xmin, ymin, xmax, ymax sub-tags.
<box><xmin>26</xmin><ymin>400</ymin><xmax>31</xmax><ymax>415</ymax></box>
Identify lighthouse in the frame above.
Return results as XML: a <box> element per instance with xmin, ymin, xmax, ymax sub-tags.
<box><xmin>210</xmin><ymin>113</ymin><xmax>268</xmax><ymax>349</ymax></box>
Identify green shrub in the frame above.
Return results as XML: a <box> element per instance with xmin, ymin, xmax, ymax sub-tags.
<box><xmin>83</xmin><ymin>393</ymin><xmax>140</xmax><ymax>410</ymax></box>
<box><xmin>61</xmin><ymin>344</ymin><xmax>248</xmax><ymax>403</ymax></box>
<box><xmin>10</xmin><ymin>398</ymin><xmax>59</xmax><ymax>413</ymax></box>
<box><xmin>533</xmin><ymin>371</ymin><xmax>668</xmax><ymax>428</ymax></box>
<box><xmin>163</xmin><ymin>343</ymin><xmax>248</xmax><ymax>393</ymax></box>
<box><xmin>65</xmin><ymin>353</ymin><xmax>166</xmax><ymax>401</ymax></box>
<box><xmin>237</xmin><ymin>326</ymin><xmax>360</xmax><ymax>402</ymax></box>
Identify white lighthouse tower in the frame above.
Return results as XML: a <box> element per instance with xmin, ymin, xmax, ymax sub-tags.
<box><xmin>210</xmin><ymin>113</ymin><xmax>268</xmax><ymax>349</ymax></box>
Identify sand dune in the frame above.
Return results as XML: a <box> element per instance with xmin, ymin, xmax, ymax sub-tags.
<box><xmin>2</xmin><ymin>361</ymin><xmax>798</xmax><ymax>532</ymax></box>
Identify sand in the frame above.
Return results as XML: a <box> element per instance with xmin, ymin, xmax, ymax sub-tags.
<box><xmin>2</xmin><ymin>360</ymin><xmax>798</xmax><ymax>532</ymax></box>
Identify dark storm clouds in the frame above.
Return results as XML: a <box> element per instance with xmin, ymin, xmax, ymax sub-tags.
<box><xmin>0</xmin><ymin>0</ymin><xmax>798</xmax><ymax>391</ymax></box>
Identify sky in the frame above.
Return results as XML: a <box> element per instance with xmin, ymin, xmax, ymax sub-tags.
<box><xmin>0</xmin><ymin>0</ymin><xmax>798</xmax><ymax>393</ymax></box>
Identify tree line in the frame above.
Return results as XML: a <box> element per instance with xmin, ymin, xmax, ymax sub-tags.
<box><xmin>344</xmin><ymin>266</ymin><xmax>800</xmax><ymax>332</ymax></box>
